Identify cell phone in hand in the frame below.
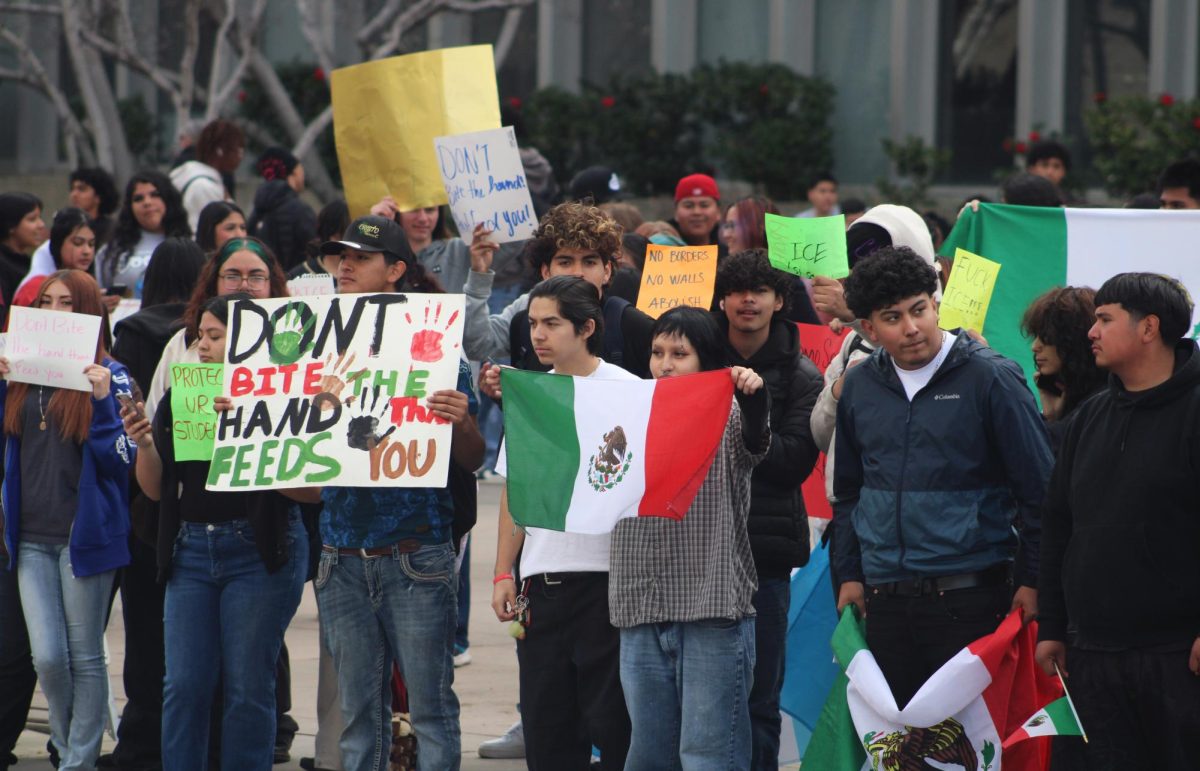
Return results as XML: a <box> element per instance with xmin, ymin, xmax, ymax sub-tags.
<box><xmin>116</xmin><ymin>393</ymin><xmax>145</xmax><ymax>422</ymax></box>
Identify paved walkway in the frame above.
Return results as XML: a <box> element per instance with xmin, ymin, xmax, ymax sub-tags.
<box><xmin>13</xmin><ymin>480</ymin><xmax>524</xmax><ymax>770</ymax></box>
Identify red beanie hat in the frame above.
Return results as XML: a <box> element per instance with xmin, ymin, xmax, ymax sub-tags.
<box><xmin>675</xmin><ymin>173</ymin><xmax>720</xmax><ymax>203</ymax></box>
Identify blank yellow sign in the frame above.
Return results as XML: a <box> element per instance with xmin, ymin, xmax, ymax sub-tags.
<box><xmin>939</xmin><ymin>248</ymin><xmax>1002</xmax><ymax>333</ymax></box>
<box><xmin>332</xmin><ymin>45</ymin><xmax>501</xmax><ymax>217</ymax></box>
<box><xmin>636</xmin><ymin>244</ymin><xmax>719</xmax><ymax>318</ymax></box>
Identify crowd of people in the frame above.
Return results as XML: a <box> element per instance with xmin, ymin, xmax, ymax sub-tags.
<box><xmin>0</xmin><ymin>117</ymin><xmax>1198</xmax><ymax>771</ymax></box>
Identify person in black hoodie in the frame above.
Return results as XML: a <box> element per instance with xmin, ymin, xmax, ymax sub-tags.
<box><xmin>248</xmin><ymin>147</ymin><xmax>316</xmax><ymax>271</ymax></box>
<box><xmin>1037</xmin><ymin>272</ymin><xmax>1200</xmax><ymax>770</ymax></box>
<box><xmin>713</xmin><ymin>249</ymin><xmax>822</xmax><ymax>770</ymax></box>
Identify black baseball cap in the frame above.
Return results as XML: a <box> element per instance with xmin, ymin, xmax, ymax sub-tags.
<box><xmin>321</xmin><ymin>215</ymin><xmax>413</xmax><ymax>265</ymax></box>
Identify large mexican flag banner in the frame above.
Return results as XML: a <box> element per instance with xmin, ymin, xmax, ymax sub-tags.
<box><xmin>941</xmin><ymin>204</ymin><xmax>1200</xmax><ymax>386</ymax></box>
<box><xmin>804</xmin><ymin>609</ymin><xmax>1061</xmax><ymax>770</ymax></box>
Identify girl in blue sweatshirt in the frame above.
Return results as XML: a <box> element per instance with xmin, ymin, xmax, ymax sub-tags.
<box><xmin>0</xmin><ymin>268</ymin><xmax>135</xmax><ymax>771</ymax></box>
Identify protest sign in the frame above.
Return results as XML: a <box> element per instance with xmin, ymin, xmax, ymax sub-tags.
<box><xmin>287</xmin><ymin>273</ymin><xmax>337</xmax><ymax>297</ymax></box>
<box><xmin>4</xmin><ymin>307</ymin><xmax>100</xmax><ymax>392</ymax></box>
<box><xmin>938</xmin><ymin>248</ymin><xmax>1002</xmax><ymax>333</ymax></box>
<box><xmin>635</xmin><ymin>244</ymin><xmax>719</xmax><ymax>318</ymax></box>
<box><xmin>765</xmin><ymin>213</ymin><xmax>849</xmax><ymax>279</ymax></box>
<box><xmin>170</xmin><ymin>364</ymin><xmax>224</xmax><ymax>461</ymax></box>
<box><xmin>434</xmin><ymin>126</ymin><xmax>536</xmax><ymax>243</ymax></box>
<box><xmin>796</xmin><ymin>323</ymin><xmax>849</xmax><ymax>520</ymax></box>
<box><xmin>332</xmin><ymin>45</ymin><xmax>501</xmax><ymax>216</ymax></box>
<box><xmin>208</xmin><ymin>293</ymin><xmax>465</xmax><ymax>491</ymax></box>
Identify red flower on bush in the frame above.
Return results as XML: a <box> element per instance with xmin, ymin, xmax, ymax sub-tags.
<box><xmin>1093</xmin><ymin>92</ymin><xmax>1107</xmax><ymax>104</ymax></box>
<box><xmin>1015</xmin><ymin>141</ymin><xmax>1027</xmax><ymax>154</ymax></box>
<box><xmin>1192</xmin><ymin>116</ymin><xmax>1200</xmax><ymax>131</ymax></box>
<box><xmin>313</xmin><ymin>67</ymin><xmax>325</xmax><ymax>82</ymax></box>
<box><xmin>758</xmin><ymin>84</ymin><xmax>769</xmax><ymax>95</ymax></box>
<box><xmin>1002</xmin><ymin>138</ymin><xmax>1013</xmax><ymax>152</ymax></box>
<box><xmin>1028</xmin><ymin>130</ymin><xmax>1041</xmax><ymax>142</ymax></box>
<box><xmin>237</xmin><ymin>90</ymin><xmax>247</xmax><ymax>103</ymax></box>
<box><xmin>600</xmin><ymin>95</ymin><xmax>616</xmax><ymax>109</ymax></box>
<box><xmin>1160</xmin><ymin>93</ymin><xmax>1175</xmax><ymax>107</ymax></box>
<box><xmin>507</xmin><ymin>96</ymin><xmax>522</xmax><ymax>109</ymax></box>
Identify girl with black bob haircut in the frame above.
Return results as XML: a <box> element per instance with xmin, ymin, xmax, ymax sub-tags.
<box><xmin>123</xmin><ymin>291</ymin><xmax>309</xmax><ymax>771</ymax></box>
<box><xmin>646</xmin><ymin>304</ymin><xmax>729</xmax><ymax>371</ymax></box>
<box><xmin>526</xmin><ymin>274</ymin><xmax>606</xmax><ymax>354</ymax></box>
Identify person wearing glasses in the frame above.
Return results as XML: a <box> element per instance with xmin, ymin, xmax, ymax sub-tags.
<box><xmin>142</xmin><ymin>236</ymin><xmax>289</xmax><ymax>421</ymax></box>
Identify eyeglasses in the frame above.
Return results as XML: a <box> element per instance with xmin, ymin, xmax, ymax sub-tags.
<box><xmin>218</xmin><ymin>272</ymin><xmax>269</xmax><ymax>289</ymax></box>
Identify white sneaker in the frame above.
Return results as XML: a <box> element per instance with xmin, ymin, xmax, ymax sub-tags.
<box><xmin>453</xmin><ymin>648</ymin><xmax>472</xmax><ymax>667</ymax></box>
<box><xmin>477</xmin><ymin>719</ymin><xmax>524</xmax><ymax>759</ymax></box>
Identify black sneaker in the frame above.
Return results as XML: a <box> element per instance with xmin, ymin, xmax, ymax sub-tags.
<box><xmin>299</xmin><ymin>759</ymin><xmax>337</xmax><ymax>771</ymax></box>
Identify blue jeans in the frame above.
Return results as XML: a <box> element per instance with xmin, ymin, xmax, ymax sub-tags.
<box><xmin>161</xmin><ymin>517</ymin><xmax>306</xmax><ymax>771</ymax></box>
<box><xmin>748</xmin><ymin>578</ymin><xmax>790</xmax><ymax>771</ymax></box>
<box><xmin>315</xmin><ymin>541</ymin><xmax>461</xmax><ymax>771</ymax></box>
<box><xmin>16</xmin><ymin>542</ymin><xmax>116</xmax><ymax>771</ymax></box>
<box><xmin>620</xmin><ymin>617</ymin><xmax>756</xmax><ymax>771</ymax></box>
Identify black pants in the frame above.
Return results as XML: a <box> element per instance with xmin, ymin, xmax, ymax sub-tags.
<box><xmin>0</xmin><ymin>555</ymin><xmax>36</xmax><ymax>765</ymax></box>
<box><xmin>112</xmin><ymin>533</ymin><xmax>166</xmax><ymax>770</ymax></box>
<box><xmin>516</xmin><ymin>573</ymin><xmax>630</xmax><ymax>771</ymax></box>
<box><xmin>864</xmin><ymin>582</ymin><xmax>1010</xmax><ymax>708</ymax></box>
<box><xmin>1056</xmin><ymin>646</ymin><xmax>1200</xmax><ymax>771</ymax></box>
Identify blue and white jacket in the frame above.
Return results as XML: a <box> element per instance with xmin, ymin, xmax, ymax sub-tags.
<box><xmin>832</xmin><ymin>333</ymin><xmax>1053</xmax><ymax>587</ymax></box>
<box><xmin>2</xmin><ymin>359</ymin><xmax>136</xmax><ymax>577</ymax></box>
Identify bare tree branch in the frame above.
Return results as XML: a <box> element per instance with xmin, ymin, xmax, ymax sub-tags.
<box><xmin>80</xmin><ymin>28</ymin><xmax>181</xmax><ymax>93</ymax></box>
<box><xmin>0</xmin><ymin>20</ymin><xmax>97</xmax><ymax>166</ymax></box>
<box><xmin>205</xmin><ymin>0</ymin><xmax>269</xmax><ymax>119</ymax></box>
<box><xmin>356</xmin><ymin>0</ymin><xmax>404</xmax><ymax>54</ymax></box>
<box><xmin>493</xmin><ymin>6</ymin><xmax>524</xmax><ymax>69</ymax></box>
<box><xmin>174</xmin><ymin>0</ymin><xmax>202</xmax><ymax>130</ymax></box>
<box><xmin>372</xmin><ymin>0</ymin><xmax>534</xmax><ymax>61</ymax></box>
<box><xmin>292</xmin><ymin>104</ymin><xmax>332</xmax><ymax>159</ymax></box>
<box><xmin>296</xmin><ymin>0</ymin><xmax>334</xmax><ymax>77</ymax></box>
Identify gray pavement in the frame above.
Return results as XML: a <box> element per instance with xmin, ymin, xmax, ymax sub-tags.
<box><xmin>12</xmin><ymin>480</ymin><xmax>524</xmax><ymax>770</ymax></box>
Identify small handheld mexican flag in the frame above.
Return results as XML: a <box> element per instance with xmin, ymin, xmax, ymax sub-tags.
<box><xmin>1003</xmin><ymin>696</ymin><xmax>1085</xmax><ymax>748</ymax></box>
<box><xmin>500</xmin><ymin>368</ymin><xmax>733</xmax><ymax>533</ymax></box>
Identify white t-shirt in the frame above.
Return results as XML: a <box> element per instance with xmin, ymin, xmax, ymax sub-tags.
<box><xmin>893</xmin><ymin>330</ymin><xmax>956</xmax><ymax>401</ymax></box>
<box><xmin>495</xmin><ymin>359</ymin><xmax>640</xmax><ymax>577</ymax></box>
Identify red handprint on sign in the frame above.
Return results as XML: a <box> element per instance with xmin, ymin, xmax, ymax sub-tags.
<box><xmin>407</xmin><ymin>302</ymin><xmax>460</xmax><ymax>363</ymax></box>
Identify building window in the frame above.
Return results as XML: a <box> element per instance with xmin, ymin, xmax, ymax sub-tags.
<box><xmin>697</xmin><ymin>0</ymin><xmax>769</xmax><ymax>65</ymax></box>
<box><xmin>583</xmin><ymin>0</ymin><xmax>652</xmax><ymax>83</ymax></box>
<box><xmin>936</xmin><ymin>0</ymin><xmax>1018</xmax><ymax>184</ymax></box>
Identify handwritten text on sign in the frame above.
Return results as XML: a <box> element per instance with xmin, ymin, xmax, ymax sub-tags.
<box><xmin>209</xmin><ymin>293</ymin><xmax>465</xmax><ymax>491</ymax></box>
<box><xmin>938</xmin><ymin>248</ymin><xmax>1001</xmax><ymax>333</ymax></box>
<box><xmin>434</xmin><ymin>126</ymin><xmax>536</xmax><ymax>243</ymax></box>
<box><xmin>635</xmin><ymin>244</ymin><xmax>719</xmax><ymax>318</ymax></box>
<box><xmin>4</xmin><ymin>307</ymin><xmax>100</xmax><ymax>392</ymax></box>
<box><xmin>765</xmin><ymin>213</ymin><xmax>849</xmax><ymax>279</ymax></box>
<box><xmin>170</xmin><ymin>364</ymin><xmax>224</xmax><ymax>462</ymax></box>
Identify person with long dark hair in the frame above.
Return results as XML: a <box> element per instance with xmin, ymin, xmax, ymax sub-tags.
<box><xmin>96</xmin><ymin>171</ymin><xmax>191</xmax><ymax>299</ymax></box>
<box><xmin>13</xmin><ymin>208</ymin><xmax>107</xmax><ymax>311</ymax></box>
<box><xmin>1021</xmin><ymin>286</ymin><xmax>1107</xmax><ymax>441</ymax></box>
<box><xmin>123</xmin><ymin>293</ymin><xmax>307</xmax><ymax>771</ymax></box>
<box><xmin>195</xmin><ymin>201</ymin><xmax>247</xmax><ymax>256</ymax></box>
<box><xmin>0</xmin><ymin>192</ymin><xmax>45</xmax><ymax>310</ymax></box>
<box><xmin>0</xmin><ymin>269</ymin><xmax>135</xmax><ymax>771</ymax></box>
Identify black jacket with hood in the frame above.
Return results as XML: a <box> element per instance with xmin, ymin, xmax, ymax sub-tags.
<box><xmin>720</xmin><ymin>314</ymin><xmax>823</xmax><ymax>577</ymax></box>
<box><xmin>248</xmin><ymin>180</ymin><xmax>316</xmax><ymax>271</ymax></box>
<box><xmin>1039</xmin><ymin>340</ymin><xmax>1200</xmax><ymax>650</ymax></box>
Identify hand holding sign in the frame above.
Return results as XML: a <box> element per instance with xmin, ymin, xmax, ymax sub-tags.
<box><xmin>938</xmin><ymin>248</ymin><xmax>1002</xmax><ymax>334</ymax></box>
<box><xmin>765</xmin><ymin>213</ymin><xmax>849</xmax><ymax>279</ymax></box>
<box><xmin>434</xmin><ymin>126</ymin><xmax>536</xmax><ymax>243</ymax></box>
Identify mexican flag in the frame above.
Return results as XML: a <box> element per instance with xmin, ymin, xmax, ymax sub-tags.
<box><xmin>1003</xmin><ymin>697</ymin><xmax>1085</xmax><ymax>748</ymax></box>
<box><xmin>941</xmin><ymin>204</ymin><xmax>1200</xmax><ymax>389</ymax></box>
<box><xmin>803</xmin><ymin>608</ymin><xmax>1061</xmax><ymax>770</ymax></box>
<box><xmin>499</xmin><ymin>368</ymin><xmax>733</xmax><ymax>533</ymax></box>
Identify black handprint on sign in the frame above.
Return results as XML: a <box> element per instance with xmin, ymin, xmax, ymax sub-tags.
<box><xmin>346</xmin><ymin>385</ymin><xmax>396</xmax><ymax>451</ymax></box>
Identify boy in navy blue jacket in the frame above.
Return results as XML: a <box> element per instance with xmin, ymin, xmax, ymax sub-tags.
<box><xmin>831</xmin><ymin>246</ymin><xmax>1053</xmax><ymax>707</ymax></box>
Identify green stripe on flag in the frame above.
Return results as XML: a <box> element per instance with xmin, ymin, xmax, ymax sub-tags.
<box><xmin>802</xmin><ymin>607</ymin><xmax>869</xmax><ymax>769</ymax></box>
<box><xmin>1041</xmin><ymin>697</ymin><xmax>1083</xmax><ymax>734</ymax></box>
<box><xmin>502</xmin><ymin>369</ymin><xmax>580</xmax><ymax>530</ymax></box>
<box><xmin>830</xmin><ymin>606</ymin><xmax>868</xmax><ymax>668</ymax></box>
<box><xmin>940</xmin><ymin>203</ymin><xmax>1068</xmax><ymax>391</ymax></box>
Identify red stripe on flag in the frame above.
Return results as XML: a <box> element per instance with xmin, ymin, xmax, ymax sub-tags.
<box><xmin>638</xmin><ymin>370</ymin><xmax>734</xmax><ymax>518</ymax></box>
<box><xmin>966</xmin><ymin>611</ymin><xmax>1062</xmax><ymax>769</ymax></box>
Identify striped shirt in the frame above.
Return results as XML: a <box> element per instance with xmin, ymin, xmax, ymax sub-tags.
<box><xmin>608</xmin><ymin>398</ymin><xmax>768</xmax><ymax>627</ymax></box>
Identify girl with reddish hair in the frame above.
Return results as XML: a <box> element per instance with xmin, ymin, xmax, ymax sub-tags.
<box><xmin>720</xmin><ymin>196</ymin><xmax>820</xmax><ymax>324</ymax></box>
<box><xmin>0</xmin><ymin>268</ymin><xmax>136</xmax><ymax>771</ymax></box>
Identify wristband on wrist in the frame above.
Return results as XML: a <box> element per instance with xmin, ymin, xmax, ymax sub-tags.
<box><xmin>492</xmin><ymin>573</ymin><xmax>514</xmax><ymax>585</ymax></box>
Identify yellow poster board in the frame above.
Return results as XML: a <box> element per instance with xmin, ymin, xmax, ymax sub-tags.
<box><xmin>331</xmin><ymin>45</ymin><xmax>501</xmax><ymax>217</ymax></box>
<box><xmin>939</xmin><ymin>248</ymin><xmax>1002</xmax><ymax>333</ymax></box>
<box><xmin>635</xmin><ymin>244</ymin><xmax>719</xmax><ymax>318</ymax></box>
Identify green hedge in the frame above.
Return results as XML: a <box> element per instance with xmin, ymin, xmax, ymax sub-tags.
<box><xmin>1084</xmin><ymin>93</ymin><xmax>1200</xmax><ymax>198</ymax></box>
